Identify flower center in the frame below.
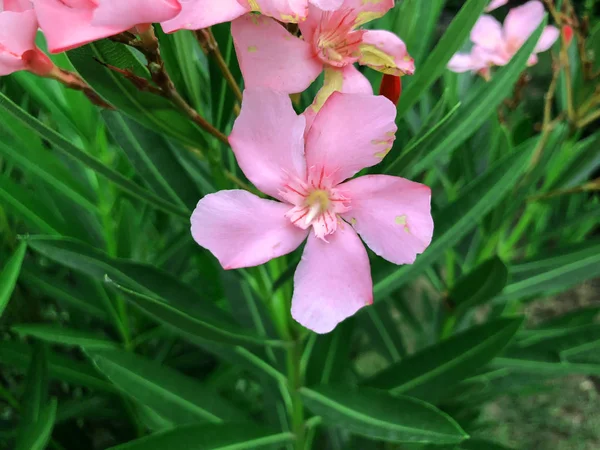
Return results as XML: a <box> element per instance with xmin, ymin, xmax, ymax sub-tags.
<box><xmin>314</xmin><ymin>9</ymin><xmax>364</xmax><ymax>67</ymax></box>
<box><xmin>280</xmin><ymin>168</ymin><xmax>351</xmax><ymax>240</ymax></box>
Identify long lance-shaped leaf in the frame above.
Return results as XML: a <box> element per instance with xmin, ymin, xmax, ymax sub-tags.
<box><xmin>0</xmin><ymin>92</ymin><xmax>190</xmax><ymax>219</ymax></box>
<box><xmin>0</xmin><ymin>242</ymin><xmax>27</xmax><ymax>317</ymax></box>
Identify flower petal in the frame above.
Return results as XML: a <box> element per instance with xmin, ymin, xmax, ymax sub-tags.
<box><xmin>504</xmin><ymin>0</ymin><xmax>545</xmax><ymax>45</ymax></box>
<box><xmin>229</xmin><ymin>88</ymin><xmax>307</xmax><ymax>201</ymax></box>
<box><xmin>341</xmin><ymin>0</ymin><xmax>394</xmax><ymax>26</ymax></box>
<box><xmin>309</xmin><ymin>0</ymin><xmax>343</xmax><ymax>10</ymax></box>
<box><xmin>339</xmin><ymin>175</ymin><xmax>433</xmax><ymax>265</ymax></box>
<box><xmin>358</xmin><ymin>30</ymin><xmax>414</xmax><ymax>76</ymax></box>
<box><xmin>162</xmin><ymin>0</ymin><xmax>247</xmax><ymax>32</ymax></box>
<box><xmin>303</xmin><ymin>65</ymin><xmax>372</xmax><ymax>135</ymax></box>
<box><xmin>232</xmin><ymin>14</ymin><xmax>322</xmax><ymax>93</ymax></box>
<box><xmin>0</xmin><ymin>10</ymin><xmax>38</xmax><ymax>75</ymax></box>
<box><xmin>2</xmin><ymin>0</ymin><xmax>33</xmax><ymax>12</ymax></box>
<box><xmin>91</xmin><ymin>0</ymin><xmax>181</xmax><ymax>29</ymax></box>
<box><xmin>33</xmin><ymin>0</ymin><xmax>121</xmax><ymax>53</ymax></box>
<box><xmin>447</xmin><ymin>53</ymin><xmax>479</xmax><ymax>73</ymax></box>
<box><xmin>292</xmin><ymin>224</ymin><xmax>372</xmax><ymax>334</ymax></box>
<box><xmin>239</xmin><ymin>0</ymin><xmax>307</xmax><ymax>22</ymax></box>
<box><xmin>486</xmin><ymin>0</ymin><xmax>508</xmax><ymax>12</ymax></box>
<box><xmin>305</xmin><ymin>92</ymin><xmax>397</xmax><ymax>186</ymax></box>
<box><xmin>471</xmin><ymin>15</ymin><xmax>503</xmax><ymax>51</ymax></box>
<box><xmin>191</xmin><ymin>190</ymin><xmax>308</xmax><ymax>270</ymax></box>
<box><xmin>534</xmin><ymin>25</ymin><xmax>559</xmax><ymax>53</ymax></box>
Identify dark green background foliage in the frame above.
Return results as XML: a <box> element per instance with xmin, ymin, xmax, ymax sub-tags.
<box><xmin>1</xmin><ymin>0</ymin><xmax>599</xmax><ymax>449</ymax></box>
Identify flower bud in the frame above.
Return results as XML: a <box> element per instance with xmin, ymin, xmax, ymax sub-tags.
<box><xmin>379</xmin><ymin>74</ymin><xmax>401</xmax><ymax>106</ymax></box>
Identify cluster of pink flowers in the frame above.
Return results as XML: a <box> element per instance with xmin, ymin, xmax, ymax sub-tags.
<box><xmin>448</xmin><ymin>0</ymin><xmax>559</xmax><ymax>79</ymax></box>
<box><xmin>1</xmin><ymin>0</ymin><xmax>557</xmax><ymax>333</ymax></box>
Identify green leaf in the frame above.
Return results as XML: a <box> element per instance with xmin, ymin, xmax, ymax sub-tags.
<box><xmin>300</xmin><ymin>386</ymin><xmax>468</xmax><ymax>444</ymax></box>
<box><xmin>374</xmin><ymin>139</ymin><xmax>534</xmax><ymax>299</ymax></box>
<box><xmin>396</xmin><ymin>0</ymin><xmax>488</xmax><ymax>118</ymax></box>
<box><xmin>363</xmin><ymin>318</ymin><xmax>524</xmax><ymax>402</ymax></box>
<box><xmin>305</xmin><ymin>319</ymin><xmax>353</xmax><ymax>386</ymax></box>
<box><xmin>67</xmin><ymin>40</ymin><xmax>209</xmax><ymax>148</ymax></box>
<box><xmin>0</xmin><ymin>241</ymin><xmax>27</xmax><ymax>317</ymax></box>
<box><xmin>0</xmin><ymin>175</ymin><xmax>64</xmax><ymax>234</ymax></box>
<box><xmin>405</xmin><ymin>17</ymin><xmax>547</xmax><ymax>175</ymax></box>
<box><xmin>102</xmin><ymin>111</ymin><xmax>201</xmax><ymax>210</ymax></box>
<box><xmin>106</xmin><ymin>277</ymin><xmax>288</xmax><ymax>349</ymax></box>
<box><xmin>490</xmin><ymin>357</ymin><xmax>600</xmax><ymax>376</ymax></box>
<box><xmin>0</xmin><ymin>341</ymin><xmax>116</xmax><ymax>393</ymax></box>
<box><xmin>90</xmin><ymin>349</ymin><xmax>247</xmax><ymax>425</ymax></box>
<box><xmin>12</xmin><ymin>324</ymin><xmax>119</xmax><ymax>350</ymax></box>
<box><xmin>26</xmin><ymin>236</ymin><xmax>286</xmax><ymax>348</ymax></box>
<box><xmin>449</xmin><ymin>257</ymin><xmax>509</xmax><ymax>313</ymax></box>
<box><xmin>15</xmin><ymin>398</ymin><xmax>57</xmax><ymax>450</ymax></box>
<box><xmin>497</xmin><ymin>240</ymin><xmax>600</xmax><ymax>302</ymax></box>
<box><xmin>107</xmin><ymin>423</ymin><xmax>294</xmax><ymax>450</ymax></box>
<box><xmin>0</xmin><ymin>91</ymin><xmax>190</xmax><ymax>219</ymax></box>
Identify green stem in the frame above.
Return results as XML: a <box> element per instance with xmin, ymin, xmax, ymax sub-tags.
<box><xmin>287</xmin><ymin>339</ymin><xmax>305</xmax><ymax>450</ymax></box>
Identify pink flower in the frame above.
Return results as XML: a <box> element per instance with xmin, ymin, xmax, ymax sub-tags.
<box><xmin>448</xmin><ymin>1</ymin><xmax>559</xmax><ymax>76</ymax></box>
<box><xmin>486</xmin><ymin>0</ymin><xmax>508</xmax><ymax>12</ymax></box>
<box><xmin>190</xmin><ymin>89</ymin><xmax>433</xmax><ymax>333</ymax></box>
<box><xmin>32</xmin><ymin>0</ymin><xmax>182</xmax><ymax>53</ymax></box>
<box><xmin>232</xmin><ymin>0</ymin><xmax>413</xmax><ymax>106</ymax></box>
<box><xmin>162</xmin><ymin>0</ymin><xmax>343</xmax><ymax>32</ymax></box>
<box><xmin>0</xmin><ymin>0</ymin><xmax>54</xmax><ymax>76</ymax></box>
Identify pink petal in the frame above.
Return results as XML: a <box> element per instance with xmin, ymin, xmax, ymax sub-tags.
<box><xmin>471</xmin><ymin>15</ymin><xmax>503</xmax><ymax>51</ymax></box>
<box><xmin>305</xmin><ymin>92</ymin><xmax>397</xmax><ymax>186</ymax></box>
<box><xmin>191</xmin><ymin>190</ymin><xmax>308</xmax><ymax>270</ymax></box>
<box><xmin>303</xmin><ymin>65</ymin><xmax>372</xmax><ymax>136</ymax></box>
<box><xmin>232</xmin><ymin>14</ymin><xmax>322</xmax><ymax>93</ymax></box>
<box><xmin>309</xmin><ymin>0</ymin><xmax>343</xmax><ymax>10</ymax></box>
<box><xmin>0</xmin><ymin>10</ymin><xmax>37</xmax><ymax>55</ymax></box>
<box><xmin>291</xmin><ymin>225</ymin><xmax>372</xmax><ymax>333</ymax></box>
<box><xmin>359</xmin><ymin>29</ymin><xmax>415</xmax><ymax>76</ymax></box>
<box><xmin>486</xmin><ymin>0</ymin><xmax>508</xmax><ymax>12</ymax></box>
<box><xmin>534</xmin><ymin>25</ymin><xmax>559</xmax><ymax>53</ymax></box>
<box><xmin>162</xmin><ymin>0</ymin><xmax>247</xmax><ymax>32</ymax></box>
<box><xmin>238</xmin><ymin>0</ymin><xmax>307</xmax><ymax>22</ymax></box>
<box><xmin>339</xmin><ymin>175</ymin><xmax>433</xmax><ymax>265</ymax></box>
<box><xmin>33</xmin><ymin>0</ymin><xmax>122</xmax><ymax>53</ymax></box>
<box><xmin>229</xmin><ymin>88</ymin><xmax>307</xmax><ymax>201</ymax></box>
<box><xmin>1</xmin><ymin>0</ymin><xmax>33</xmax><ymax>12</ymax></box>
<box><xmin>447</xmin><ymin>53</ymin><xmax>479</xmax><ymax>73</ymax></box>
<box><xmin>341</xmin><ymin>0</ymin><xmax>394</xmax><ymax>26</ymax></box>
<box><xmin>91</xmin><ymin>0</ymin><xmax>181</xmax><ymax>29</ymax></box>
<box><xmin>504</xmin><ymin>0</ymin><xmax>545</xmax><ymax>45</ymax></box>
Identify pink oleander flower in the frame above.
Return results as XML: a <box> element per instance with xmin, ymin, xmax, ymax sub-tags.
<box><xmin>486</xmin><ymin>0</ymin><xmax>508</xmax><ymax>12</ymax></box>
<box><xmin>32</xmin><ymin>0</ymin><xmax>182</xmax><ymax>53</ymax></box>
<box><xmin>163</xmin><ymin>0</ymin><xmax>343</xmax><ymax>33</ymax></box>
<box><xmin>232</xmin><ymin>0</ymin><xmax>413</xmax><ymax>107</ymax></box>
<box><xmin>191</xmin><ymin>89</ymin><xmax>433</xmax><ymax>333</ymax></box>
<box><xmin>0</xmin><ymin>0</ymin><xmax>55</xmax><ymax>76</ymax></box>
<box><xmin>448</xmin><ymin>1</ymin><xmax>559</xmax><ymax>77</ymax></box>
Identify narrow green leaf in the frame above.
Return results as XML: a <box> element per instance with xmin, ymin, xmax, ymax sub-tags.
<box><xmin>396</xmin><ymin>0</ymin><xmax>488</xmax><ymax>117</ymax></box>
<box><xmin>90</xmin><ymin>349</ymin><xmax>247</xmax><ymax>425</ymax></box>
<box><xmin>107</xmin><ymin>424</ymin><xmax>294</xmax><ymax>450</ymax></box>
<box><xmin>301</xmin><ymin>386</ymin><xmax>468</xmax><ymax>444</ymax></box>
<box><xmin>0</xmin><ymin>92</ymin><xmax>190</xmax><ymax>219</ymax></box>
<box><xmin>490</xmin><ymin>357</ymin><xmax>600</xmax><ymax>376</ymax></box>
<box><xmin>67</xmin><ymin>40</ymin><xmax>209</xmax><ymax>148</ymax></box>
<box><xmin>15</xmin><ymin>398</ymin><xmax>57</xmax><ymax>450</ymax></box>
<box><xmin>12</xmin><ymin>324</ymin><xmax>119</xmax><ymax>350</ymax></box>
<box><xmin>363</xmin><ymin>318</ymin><xmax>524</xmax><ymax>402</ymax></box>
<box><xmin>19</xmin><ymin>343</ymin><xmax>48</xmax><ymax>425</ymax></box>
<box><xmin>449</xmin><ymin>257</ymin><xmax>509</xmax><ymax>313</ymax></box>
<box><xmin>407</xmin><ymin>18</ymin><xmax>547</xmax><ymax>175</ymax></box>
<box><xmin>0</xmin><ymin>241</ymin><xmax>27</xmax><ymax>317</ymax></box>
<box><xmin>305</xmin><ymin>319</ymin><xmax>353</xmax><ymax>386</ymax></box>
<box><xmin>106</xmin><ymin>277</ymin><xmax>288</xmax><ymax>349</ymax></box>
<box><xmin>374</xmin><ymin>140</ymin><xmax>534</xmax><ymax>299</ymax></box>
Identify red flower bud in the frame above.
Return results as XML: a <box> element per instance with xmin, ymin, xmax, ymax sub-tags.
<box><xmin>22</xmin><ymin>49</ymin><xmax>55</xmax><ymax>77</ymax></box>
<box><xmin>562</xmin><ymin>25</ymin><xmax>573</xmax><ymax>46</ymax></box>
<box><xmin>379</xmin><ymin>74</ymin><xmax>402</xmax><ymax>106</ymax></box>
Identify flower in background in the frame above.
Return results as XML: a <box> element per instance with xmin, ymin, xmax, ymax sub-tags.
<box><xmin>0</xmin><ymin>0</ymin><xmax>54</xmax><ymax>76</ymax></box>
<box><xmin>232</xmin><ymin>0</ymin><xmax>413</xmax><ymax>111</ymax></box>
<box><xmin>191</xmin><ymin>89</ymin><xmax>433</xmax><ymax>333</ymax></box>
<box><xmin>448</xmin><ymin>0</ymin><xmax>559</xmax><ymax>77</ymax></box>
<box><xmin>32</xmin><ymin>0</ymin><xmax>182</xmax><ymax>53</ymax></box>
<box><xmin>486</xmin><ymin>0</ymin><xmax>508</xmax><ymax>12</ymax></box>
